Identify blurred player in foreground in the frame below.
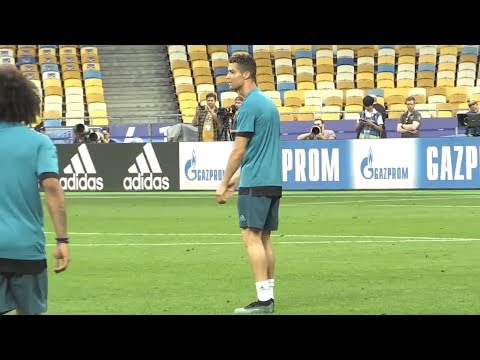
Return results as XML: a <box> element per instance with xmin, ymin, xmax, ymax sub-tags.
<box><xmin>0</xmin><ymin>67</ymin><xmax>70</xmax><ymax>315</ymax></box>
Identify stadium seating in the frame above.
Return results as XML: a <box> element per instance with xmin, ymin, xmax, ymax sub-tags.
<box><xmin>0</xmin><ymin>45</ymin><xmax>108</xmax><ymax>127</ymax></box>
<box><xmin>168</xmin><ymin>44</ymin><xmax>480</xmax><ymax>121</ymax></box>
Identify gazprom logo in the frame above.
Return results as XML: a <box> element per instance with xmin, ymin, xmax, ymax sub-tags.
<box><xmin>361</xmin><ymin>149</ymin><xmax>374</xmax><ymax>179</ymax></box>
<box><xmin>185</xmin><ymin>151</ymin><xmax>197</xmax><ymax>180</ymax></box>
<box><xmin>360</xmin><ymin>148</ymin><xmax>408</xmax><ymax>180</ymax></box>
<box><xmin>184</xmin><ymin>151</ymin><xmax>225</xmax><ymax>181</ymax></box>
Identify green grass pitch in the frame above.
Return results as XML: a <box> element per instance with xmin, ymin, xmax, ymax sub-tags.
<box><xmin>38</xmin><ymin>190</ymin><xmax>480</xmax><ymax>315</ymax></box>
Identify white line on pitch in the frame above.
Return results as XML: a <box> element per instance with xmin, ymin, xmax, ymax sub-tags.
<box><xmin>282</xmin><ymin>196</ymin><xmax>480</xmax><ymax>206</ymax></box>
<box><xmin>44</xmin><ymin>237</ymin><xmax>480</xmax><ymax>247</ymax></box>
<box><xmin>61</xmin><ymin>194</ymin><xmax>480</xmax><ymax>200</ymax></box>
<box><xmin>45</xmin><ymin>231</ymin><xmax>480</xmax><ymax>242</ymax></box>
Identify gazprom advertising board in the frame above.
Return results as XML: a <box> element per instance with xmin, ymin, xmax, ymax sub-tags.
<box><xmin>281</xmin><ymin>141</ymin><xmax>350</xmax><ymax>190</ymax></box>
<box><xmin>179</xmin><ymin>141</ymin><xmax>351</xmax><ymax>190</ymax></box>
<box><xmin>417</xmin><ymin>137</ymin><xmax>480</xmax><ymax>189</ymax></box>
<box><xmin>350</xmin><ymin>139</ymin><xmax>417</xmax><ymax>189</ymax></box>
<box><xmin>179</xmin><ymin>142</ymin><xmax>233</xmax><ymax>190</ymax></box>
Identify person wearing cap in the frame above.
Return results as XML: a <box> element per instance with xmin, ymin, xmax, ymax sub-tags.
<box><xmin>229</xmin><ymin>95</ymin><xmax>244</xmax><ymax>141</ymax></box>
<box><xmin>369</xmin><ymin>94</ymin><xmax>388</xmax><ymax>138</ymax></box>
<box><xmin>100</xmin><ymin>127</ymin><xmax>115</xmax><ymax>143</ymax></box>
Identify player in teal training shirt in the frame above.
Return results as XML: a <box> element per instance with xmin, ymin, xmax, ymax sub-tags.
<box><xmin>0</xmin><ymin>67</ymin><xmax>70</xmax><ymax>315</ymax></box>
<box><xmin>217</xmin><ymin>53</ymin><xmax>282</xmax><ymax>314</ymax></box>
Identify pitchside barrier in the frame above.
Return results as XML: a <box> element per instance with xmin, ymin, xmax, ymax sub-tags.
<box><xmin>55</xmin><ymin>138</ymin><xmax>480</xmax><ymax>192</ymax></box>
<box><xmin>45</xmin><ymin>118</ymin><xmax>460</xmax><ymax>144</ymax></box>
<box><xmin>57</xmin><ymin>143</ymin><xmax>180</xmax><ymax>191</ymax></box>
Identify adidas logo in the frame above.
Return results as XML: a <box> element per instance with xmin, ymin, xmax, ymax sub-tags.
<box><xmin>123</xmin><ymin>143</ymin><xmax>170</xmax><ymax>191</ymax></box>
<box><xmin>239</xmin><ymin>215</ymin><xmax>246</xmax><ymax>222</ymax></box>
<box><xmin>60</xmin><ymin>144</ymin><xmax>104</xmax><ymax>191</ymax></box>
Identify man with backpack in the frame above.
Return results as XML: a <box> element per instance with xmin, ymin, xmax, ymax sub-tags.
<box><xmin>369</xmin><ymin>94</ymin><xmax>388</xmax><ymax>138</ymax></box>
<box><xmin>355</xmin><ymin>95</ymin><xmax>384</xmax><ymax>139</ymax></box>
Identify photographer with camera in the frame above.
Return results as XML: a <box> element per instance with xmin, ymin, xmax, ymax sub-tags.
<box><xmin>87</xmin><ymin>129</ymin><xmax>106</xmax><ymax>143</ymax></box>
<box><xmin>297</xmin><ymin>117</ymin><xmax>336</xmax><ymax>140</ymax></box>
<box><xmin>73</xmin><ymin>124</ymin><xmax>112</xmax><ymax>144</ymax></box>
<box><xmin>192</xmin><ymin>92</ymin><xmax>221</xmax><ymax>142</ymax></box>
<box><xmin>73</xmin><ymin>123</ymin><xmax>88</xmax><ymax>144</ymax></box>
<box><xmin>216</xmin><ymin>106</ymin><xmax>234</xmax><ymax>141</ymax></box>
<box><xmin>99</xmin><ymin>127</ymin><xmax>115</xmax><ymax>143</ymax></box>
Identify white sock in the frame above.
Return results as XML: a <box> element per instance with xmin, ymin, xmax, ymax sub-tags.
<box><xmin>256</xmin><ymin>280</ymin><xmax>272</xmax><ymax>302</ymax></box>
<box><xmin>268</xmin><ymin>279</ymin><xmax>275</xmax><ymax>299</ymax></box>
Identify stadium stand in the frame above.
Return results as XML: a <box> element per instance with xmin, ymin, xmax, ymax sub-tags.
<box><xmin>167</xmin><ymin>44</ymin><xmax>480</xmax><ymax>122</ymax></box>
<box><xmin>4</xmin><ymin>44</ymin><xmax>478</xmax><ymax>127</ymax></box>
<box><xmin>0</xmin><ymin>45</ymin><xmax>108</xmax><ymax>127</ymax></box>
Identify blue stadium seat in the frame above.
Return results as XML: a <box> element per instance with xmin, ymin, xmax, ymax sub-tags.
<box><xmin>84</xmin><ymin>70</ymin><xmax>102</xmax><ymax>79</ymax></box>
<box><xmin>228</xmin><ymin>45</ymin><xmax>249</xmax><ymax>55</ymax></box>
<box><xmin>295</xmin><ymin>50</ymin><xmax>312</xmax><ymax>59</ymax></box>
<box><xmin>277</xmin><ymin>82</ymin><xmax>296</xmax><ymax>92</ymax></box>
<box><xmin>38</xmin><ymin>45</ymin><xmax>59</xmax><ymax>49</ymax></box>
<box><xmin>216</xmin><ymin>83</ymin><xmax>230</xmax><ymax>93</ymax></box>
<box><xmin>378</xmin><ymin>64</ymin><xmax>395</xmax><ymax>73</ymax></box>
<box><xmin>461</xmin><ymin>46</ymin><xmax>478</xmax><ymax>56</ymax></box>
<box><xmin>418</xmin><ymin>63</ymin><xmax>436</xmax><ymax>72</ymax></box>
<box><xmin>367</xmin><ymin>88</ymin><xmax>385</xmax><ymax>97</ymax></box>
<box><xmin>17</xmin><ymin>57</ymin><xmax>36</xmax><ymax>65</ymax></box>
<box><xmin>41</xmin><ymin>64</ymin><xmax>59</xmax><ymax>72</ymax></box>
<box><xmin>43</xmin><ymin>119</ymin><xmax>62</xmax><ymax>127</ymax></box>
<box><xmin>337</xmin><ymin>57</ymin><xmax>355</xmax><ymax>66</ymax></box>
<box><xmin>214</xmin><ymin>67</ymin><xmax>228</xmax><ymax>77</ymax></box>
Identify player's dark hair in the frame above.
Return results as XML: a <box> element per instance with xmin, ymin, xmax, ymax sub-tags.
<box><xmin>0</xmin><ymin>66</ymin><xmax>41</xmax><ymax>125</ymax></box>
<box><xmin>229</xmin><ymin>53</ymin><xmax>256</xmax><ymax>81</ymax></box>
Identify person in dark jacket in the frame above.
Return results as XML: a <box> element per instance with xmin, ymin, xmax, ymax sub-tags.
<box><xmin>369</xmin><ymin>94</ymin><xmax>388</xmax><ymax>138</ymax></box>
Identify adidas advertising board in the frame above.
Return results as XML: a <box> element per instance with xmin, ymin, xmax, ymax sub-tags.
<box><xmin>123</xmin><ymin>143</ymin><xmax>171</xmax><ymax>190</ymax></box>
<box><xmin>56</xmin><ymin>143</ymin><xmax>179</xmax><ymax>191</ymax></box>
<box><xmin>179</xmin><ymin>142</ymin><xmax>233</xmax><ymax>190</ymax></box>
<box><xmin>59</xmin><ymin>144</ymin><xmax>104</xmax><ymax>190</ymax></box>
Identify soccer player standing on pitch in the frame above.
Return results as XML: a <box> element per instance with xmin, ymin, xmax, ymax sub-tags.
<box><xmin>216</xmin><ymin>54</ymin><xmax>282</xmax><ymax>314</ymax></box>
<box><xmin>0</xmin><ymin>66</ymin><xmax>70</xmax><ymax>315</ymax></box>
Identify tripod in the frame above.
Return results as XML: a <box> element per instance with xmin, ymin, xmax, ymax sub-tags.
<box><xmin>218</xmin><ymin>119</ymin><xmax>233</xmax><ymax>141</ymax></box>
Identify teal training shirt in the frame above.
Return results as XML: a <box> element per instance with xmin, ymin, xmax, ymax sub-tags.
<box><xmin>0</xmin><ymin>122</ymin><xmax>59</xmax><ymax>260</ymax></box>
<box><xmin>235</xmin><ymin>88</ymin><xmax>282</xmax><ymax>189</ymax></box>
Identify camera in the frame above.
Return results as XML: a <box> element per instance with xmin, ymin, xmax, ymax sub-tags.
<box><xmin>311</xmin><ymin>125</ymin><xmax>322</xmax><ymax>135</ymax></box>
<box><xmin>217</xmin><ymin>106</ymin><xmax>230</xmax><ymax>116</ymax></box>
<box><xmin>74</xmin><ymin>123</ymin><xmax>90</xmax><ymax>136</ymax></box>
<box><xmin>217</xmin><ymin>106</ymin><xmax>235</xmax><ymax>123</ymax></box>
<box><xmin>88</xmin><ymin>131</ymin><xmax>105</xmax><ymax>143</ymax></box>
<box><xmin>73</xmin><ymin>123</ymin><xmax>105</xmax><ymax>143</ymax></box>
<box><xmin>217</xmin><ymin>106</ymin><xmax>238</xmax><ymax>141</ymax></box>
<box><xmin>34</xmin><ymin>122</ymin><xmax>46</xmax><ymax>134</ymax></box>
